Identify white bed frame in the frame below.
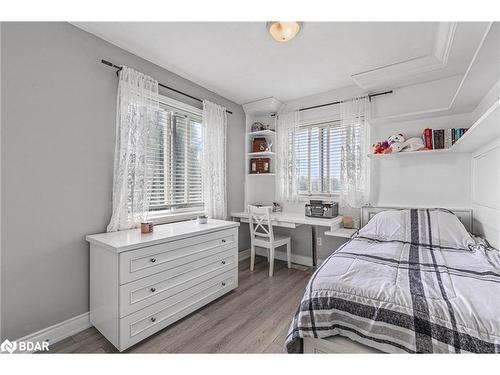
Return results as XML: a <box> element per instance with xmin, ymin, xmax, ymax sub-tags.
<box><xmin>303</xmin><ymin>205</ymin><xmax>473</xmax><ymax>354</ymax></box>
<box><xmin>361</xmin><ymin>206</ymin><xmax>473</xmax><ymax>232</ymax></box>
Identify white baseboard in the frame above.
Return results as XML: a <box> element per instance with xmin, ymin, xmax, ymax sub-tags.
<box><xmin>238</xmin><ymin>248</ymin><xmax>251</xmax><ymax>261</ymax></box>
<box><xmin>15</xmin><ymin>312</ymin><xmax>91</xmax><ymax>353</ymax></box>
<box><xmin>238</xmin><ymin>247</ymin><xmax>313</xmax><ymax>267</ymax></box>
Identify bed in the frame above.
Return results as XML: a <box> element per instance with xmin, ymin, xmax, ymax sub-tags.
<box><xmin>285</xmin><ymin>206</ymin><xmax>500</xmax><ymax>354</ymax></box>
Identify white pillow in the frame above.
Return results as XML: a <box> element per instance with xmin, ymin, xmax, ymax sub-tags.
<box><xmin>359</xmin><ymin>209</ymin><xmax>475</xmax><ymax>250</ymax></box>
<box><xmin>433</xmin><ymin>210</ymin><xmax>475</xmax><ymax>250</ymax></box>
<box><xmin>358</xmin><ymin>210</ymin><xmax>406</xmax><ymax>241</ymax></box>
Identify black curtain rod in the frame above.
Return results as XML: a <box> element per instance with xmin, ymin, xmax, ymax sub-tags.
<box><xmin>101</xmin><ymin>59</ymin><xmax>233</xmax><ymax>115</ymax></box>
<box><xmin>297</xmin><ymin>90</ymin><xmax>393</xmax><ymax>112</ymax></box>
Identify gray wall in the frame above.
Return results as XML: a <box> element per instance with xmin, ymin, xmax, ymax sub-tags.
<box><xmin>1</xmin><ymin>22</ymin><xmax>248</xmax><ymax>340</ymax></box>
<box><xmin>273</xmin><ymin>226</ymin><xmax>348</xmax><ymax>264</ymax></box>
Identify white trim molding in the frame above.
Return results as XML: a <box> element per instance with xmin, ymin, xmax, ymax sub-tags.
<box><xmin>238</xmin><ymin>248</ymin><xmax>251</xmax><ymax>262</ymax></box>
<box><xmin>14</xmin><ymin>312</ymin><xmax>91</xmax><ymax>353</ymax></box>
<box><xmin>351</xmin><ymin>22</ymin><xmax>457</xmax><ymax>90</ymax></box>
<box><xmin>370</xmin><ymin>22</ymin><xmax>493</xmax><ymax>124</ymax></box>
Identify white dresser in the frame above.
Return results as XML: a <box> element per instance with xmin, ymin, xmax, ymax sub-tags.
<box><xmin>86</xmin><ymin>219</ymin><xmax>240</xmax><ymax>351</ymax></box>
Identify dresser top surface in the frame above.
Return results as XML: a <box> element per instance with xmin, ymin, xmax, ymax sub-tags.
<box><xmin>86</xmin><ymin>219</ymin><xmax>239</xmax><ymax>252</ymax></box>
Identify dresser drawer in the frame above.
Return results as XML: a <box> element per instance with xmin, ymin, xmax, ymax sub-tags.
<box><xmin>119</xmin><ymin>228</ymin><xmax>237</xmax><ymax>284</ymax></box>
<box><xmin>119</xmin><ymin>249</ymin><xmax>236</xmax><ymax>317</ymax></box>
<box><xmin>119</xmin><ymin>269</ymin><xmax>237</xmax><ymax>350</ymax></box>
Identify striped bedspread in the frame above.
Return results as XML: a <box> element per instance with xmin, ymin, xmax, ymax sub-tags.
<box><xmin>285</xmin><ymin>209</ymin><xmax>500</xmax><ymax>353</ymax></box>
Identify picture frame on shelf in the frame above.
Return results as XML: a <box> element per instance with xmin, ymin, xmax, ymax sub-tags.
<box><xmin>252</xmin><ymin>137</ymin><xmax>270</xmax><ymax>152</ymax></box>
<box><xmin>249</xmin><ymin>158</ymin><xmax>271</xmax><ymax>174</ymax></box>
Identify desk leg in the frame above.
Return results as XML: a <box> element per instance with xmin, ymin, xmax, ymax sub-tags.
<box><xmin>311</xmin><ymin>226</ymin><xmax>317</xmax><ymax>267</ymax></box>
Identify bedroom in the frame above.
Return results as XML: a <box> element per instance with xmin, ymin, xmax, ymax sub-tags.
<box><xmin>0</xmin><ymin>1</ymin><xmax>499</xmax><ymax>373</ymax></box>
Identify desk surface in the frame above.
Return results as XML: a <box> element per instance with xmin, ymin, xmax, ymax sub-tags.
<box><xmin>231</xmin><ymin>211</ymin><xmax>342</xmax><ymax>228</ymax></box>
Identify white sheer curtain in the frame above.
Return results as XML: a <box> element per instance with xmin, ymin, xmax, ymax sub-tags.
<box><xmin>202</xmin><ymin>100</ymin><xmax>227</xmax><ymax>219</ymax></box>
<box><xmin>339</xmin><ymin>97</ymin><xmax>370</xmax><ymax>209</ymax></box>
<box><xmin>107</xmin><ymin>66</ymin><xmax>160</xmax><ymax>232</ymax></box>
<box><xmin>275</xmin><ymin>107</ymin><xmax>300</xmax><ymax>203</ymax></box>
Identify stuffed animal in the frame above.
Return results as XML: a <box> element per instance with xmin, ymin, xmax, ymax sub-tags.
<box><xmin>373</xmin><ymin>134</ymin><xmax>426</xmax><ymax>154</ymax></box>
<box><xmin>386</xmin><ymin>134</ymin><xmax>406</xmax><ymax>153</ymax></box>
<box><xmin>388</xmin><ymin>134</ymin><xmax>405</xmax><ymax>145</ymax></box>
<box><xmin>390</xmin><ymin>142</ymin><xmax>406</xmax><ymax>153</ymax></box>
<box><xmin>372</xmin><ymin>140</ymin><xmax>390</xmax><ymax>154</ymax></box>
<box><xmin>401</xmin><ymin>137</ymin><xmax>426</xmax><ymax>152</ymax></box>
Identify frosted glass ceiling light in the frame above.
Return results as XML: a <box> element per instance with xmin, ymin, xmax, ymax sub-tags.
<box><xmin>267</xmin><ymin>22</ymin><xmax>302</xmax><ymax>42</ymax></box>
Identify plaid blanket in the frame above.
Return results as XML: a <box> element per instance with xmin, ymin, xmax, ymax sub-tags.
<box><xmin>286</xmin><ymin>209</ymin><xmax>500</xmax><ymax>353</ymax></box>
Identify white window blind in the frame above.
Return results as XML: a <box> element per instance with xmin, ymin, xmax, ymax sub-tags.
<box><xmin>147</xmin><ymin>103</ymin><xmax>204</xmax><ymax>214</ymax></box>
<box><xmin>294</xmin><ymin>121</ymin><xmax>358</xmax><ymax>195</ymax></box>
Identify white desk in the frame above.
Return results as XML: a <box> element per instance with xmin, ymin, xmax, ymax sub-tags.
<box><xmin>324</xmin><ymin>227</ymin><xmax>358</xmax><ymax>238</ymax></box>
<box><xmin>231</xmin><ymin>211</ymin><xmax>342</xmax><ymax>266</ymax></box>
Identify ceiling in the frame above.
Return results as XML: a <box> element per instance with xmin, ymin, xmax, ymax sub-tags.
<box><xmin>73</xmin><ymin>22</ymin><xmax>491</xmax><ymax>105</ymax></box>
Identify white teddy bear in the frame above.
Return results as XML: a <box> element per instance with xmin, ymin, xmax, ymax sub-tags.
<box><xmin>386</xmin><ymin>134</ymin><xmax>425</xmax><ymax>153</ymax></box>
<box><xmin>387</xmin><ymin>134</ymin><xmax>406</xmax><ymax>153</ymax></box>
<box><xmin>401</xmin><ymin>137</ymin><xmax>426</xmax><ymax>152</ymax></box>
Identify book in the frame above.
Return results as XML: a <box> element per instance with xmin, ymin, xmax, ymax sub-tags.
<box><xmin>433</xmin><ymin>129</ymin><xmax>445</xmax><ymax>149</ymax></box>
<box><xmin>432</xmin><ymin>129</ymin><xmax>438</xmax><ymax>149</ymax></box>
<box><xmin>444</xmin><ymin>128</ymin><xmax>452</xmax><ymax>149</ymax></box>
<box><xmin>426</xmin><ymin>128</ymin><xmax>433</xmax><ymax>149</ymax></box>
<box><xmin>418</xmin><ymin>127</ymin><xmax>469</xmax><ymax>150</ymax></box>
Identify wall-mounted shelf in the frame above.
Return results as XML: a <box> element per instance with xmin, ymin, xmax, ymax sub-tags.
<box><xmin>248</xmin><ymin>129</ymin><xmax>276</xmax><ymax>137</ymax></box>
<box><xmin>368</xmin><ymin>98</ymin><xmax>500</xmax><ymax>158</ymax></box>
<box><xmin>368</xmin><ymin>149</ymin><xmax>451</xmax><ymax>158</ymax></box>
<box><xmin>247</xmin><ymin>173</ymin><xmax>276</xmax><ymax>176</ymax></box>
<box><xmin>451</xmin><ymin>99</ymin><xmax>500</xmax><ymax>153</ymax></box>
<box><xmin>248</xmin><ymin>151</ymin><xmax>276</xmax><ymax>157</ymax></box>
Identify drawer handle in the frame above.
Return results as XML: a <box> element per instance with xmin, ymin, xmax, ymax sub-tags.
<box><xmin>221</xmin><ymin>260</ymin><xmax>226</xmax><ymax>265</ymax></box>
<box><xmin>150</xmin><ymin>258</ymin><xmax>157</xmax><ymax>263</ymax></box>
<box><xmin>221</xmin><ymin>282</ymin><xmax>226</xmax><ymax>287</ymax></box>
<box><xmin>150</xmin><ymin>317</ymin><xmax>156</xmax><ymax>323</ymax></box>
<box><xmin>222</xmin><ymin>239</ymin><xmax>226</xmax><ymax>243</ymax></box>
<box><xmin>150</xmin><ymin>287</ymin><xmax>156</xmax><ymax>293</ymax></box>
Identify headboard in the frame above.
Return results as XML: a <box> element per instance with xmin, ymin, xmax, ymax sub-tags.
<box><xmin>361</xmin><ymin>206</ymin><xmax>473</xmax><ymax>233</ymax></box>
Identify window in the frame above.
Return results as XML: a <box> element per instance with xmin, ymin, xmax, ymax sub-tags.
<box><xmin>294</xmin><ymin>121</ymin><xmax>357</xmax><ymax>196</ymax></box>
<box><xmin>147</xmin><ymin>100</ymin><xmax>204</xmax><ymax>216</ymax></box>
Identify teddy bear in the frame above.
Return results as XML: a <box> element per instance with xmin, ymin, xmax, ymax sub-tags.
<box><xmin>387</xmin><ymin>134</ymin><xmax>406</xmax><ymax>153</ymax></box>
<box><xmin>401</xmin><ymin>137</ymin><xmax>426</xmax><ymax>152</ymax></box>
<box><xmin>373</xmin><ymin>134</ymin><xmax>426</xmax><ymax>154</ymax></box>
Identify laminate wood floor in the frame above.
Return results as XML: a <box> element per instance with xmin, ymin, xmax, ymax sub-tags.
<box><xmin>46</xmin><ymin>256</ymin><xmax>312</xmax><ymax>354</ymax></box>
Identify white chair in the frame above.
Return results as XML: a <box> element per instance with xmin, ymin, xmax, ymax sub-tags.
<box><xmin>248</xmin><ymin>205</ymin><xmax>291</xmax><ymax>277</ymax></box>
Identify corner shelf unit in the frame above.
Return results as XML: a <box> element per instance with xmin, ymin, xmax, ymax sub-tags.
<box><xmin>243</xmin><ymin>97</ymin><xmax>282</xmax><ymax>207</ymax></box>
<box><xmin>368</xmin><ymin>98</ymin><xmax>500</xmax><ymax>158</ymax></box>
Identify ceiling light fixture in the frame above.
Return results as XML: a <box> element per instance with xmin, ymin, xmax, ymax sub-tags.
<box><xmin>266</xmin><ymin>21</ymin><xmax>302</xmax><ymax>42</ymax></box>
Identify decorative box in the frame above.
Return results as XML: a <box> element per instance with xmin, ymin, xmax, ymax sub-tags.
<box><xmin>252</xmin><ymin>137</ymin><xmax>268</xmax><ymax>152</ymax></box>
<box><xmin>249</xmin><ymin>158</ymin><xmax>271</xmax><ymax>174</ymax></box>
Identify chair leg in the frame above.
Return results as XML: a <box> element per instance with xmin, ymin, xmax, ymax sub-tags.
<box><xmin>269</xmin><ymin>247</ymin><xmax>275</xmax><ymax>277</ymax></box>
<box><xmin>286</xmin><ymin>239</ymin><xmax>292</xmax><ymax>269</ymax></box>
<box><xmin>250</xmin><ymin>244</ymin><xmax>255</xmax><ymax>271</ymax></box>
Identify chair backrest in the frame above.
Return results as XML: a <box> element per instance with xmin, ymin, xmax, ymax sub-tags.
<box><xmin>248</xmin><ymin>205</ymin><xmax>274</xmax><ymax>242</ymax></box>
